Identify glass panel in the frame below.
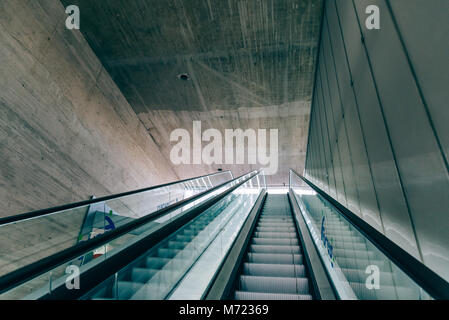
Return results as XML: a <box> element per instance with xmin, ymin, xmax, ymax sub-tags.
<box><xmin>0</xmin><ymin>171</ymin><xmax>250</xmax><ymax>299</ymax></box>
<box><xmin>290</xmin><ymin>170</ymin><xmax>432</xmax><ymax>300</ymax></box>
<box><xmin>82</xmin><ymin>172</ymin><xmax>262</xmax><ymax>300</ymax></box>
<box><xmin>0</xmin><ymin>205</ymin><xmax>88</xmax><ymax>277</ymax></box>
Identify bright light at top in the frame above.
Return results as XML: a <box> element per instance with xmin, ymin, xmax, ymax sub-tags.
<box><xmin>293</xmin><ymin>188</ymin><xmax>316</xmax><ymax>195</ymax></box>
<box><xmin>267</xmin><ymin>188</ymin><xmax>288</xmax><ymax>194</ymax></box>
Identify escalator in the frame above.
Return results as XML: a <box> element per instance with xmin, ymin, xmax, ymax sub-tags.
<box><xmin>232</xmin><ymin>194</ymin><xmax>313</xmax><ymax>300</ymax></box>
<box><xmin>301</xmin><ymin>195</ymin><xmax>402</xmax><ymax>299</ymax></box>
<box><xmin>85</xmin><ymin>194</ymin><xmax>241</xmax><ymax>300</ymax></box>
<box><xmin>0</xmin><ymin>169</ymin><xmax>447</xmax><ymax>300</ymax></box>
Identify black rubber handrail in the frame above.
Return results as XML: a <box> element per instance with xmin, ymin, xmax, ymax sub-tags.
<box><xmin>0</xmin><ymin>170</ymin><xmax>258</xmax><ymax>295</ymax></box>
<box><xmin>0</xmin><ymin>170</ymin><xmax>232</xmax><ymax>226</ymax></box>
<box><xmin>290</xmin><ymin>169</ymin><xmax>449</xmax><ymax>300</ymax></box>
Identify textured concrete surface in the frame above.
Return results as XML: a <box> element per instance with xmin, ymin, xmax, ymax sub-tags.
<box><xmin>0</xmin><ymin>0</ymin><xmax>180</xmax><ymax>218</ymax></box>
<box><xmin>60</xmin><ymin>0</ymin><xmax>324</xmax><ymax>185</ymax></box>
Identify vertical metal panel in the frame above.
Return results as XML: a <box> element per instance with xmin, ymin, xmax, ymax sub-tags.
<box><xmin>312</xmin><ymin>76</ymin><xmax>326</xmax><ymax>190</ymax></box>
<box><xmin>353</xmin><ymin>0</ymin><xmax>449</xmax><ymax>278</ymax></box>
<box><xmin>388</xmin><ymin>0</ymin><xmax>449</xmax><ymax>165</ymax></box>
<box><xmin>313</xmin><ymin>93</ymin><xmax>327</xmax><ymax>188</ymax></box>
<box><xmin>326</xmin><ymin>0</ymin><xmax>382</xmax><ymax>224</ymax></box>
<box><xmin>320</xmin><ymin>54</ymin><xmax>346</xmax><ymax>205</ymax></box>
<box><xmin>305</xmin><ymin>0</ymin><xmax>448</xmax><ymax>282</ymax></box>
<box><xmin>323</xmin><ymin>4</ymin><xmax>363</xmax><ymax>217</ymax></box>
<box><xmin>322</xmin><ymin>12</ymin><xmax>360</xmax><ymax>211</ymax></box>
<box><xmin>335</xmin><ymin>0</ymin><xmax>396</xmax><ymax>234</ymax></box>
<box><xmin>316</xmin><ymin>70</ymin><xmax>337</xmax><ymax>198</ymax></box>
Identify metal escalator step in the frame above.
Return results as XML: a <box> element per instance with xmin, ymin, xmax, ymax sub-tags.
<box><xmin>145</xmin><ymin>268</ymin><xmax>183</xmax><ymax>283</ymax></box>
<box><xmin>252</xmin><ymin>238</ymin><xmax>299</xmax><ymax>246</ymax></box>
<box><xmin>89</xmin><ymin>286</ymin><xmax>111</xmax><ymax>299</ymax></box>
<box><xmin>247</xmin><ymin>253</ymin><xmax>303</xmax><ymax>264</ymax></box>
<box><xmin>174</xmin><ymin>235</ymin><xmax>194</xmax><ymax>242</ymax></box>
<box><xmin>332</xmin><ymin>248</ymin><xmax>376</xmax><ymax>260</ymax></box>
<box><xmin>331</xmin><ymin>241</ymin><xmax>367</xmax><ymax>251</ymax></box>
<box><xmin>323</xmin><ymin>227</ymin><xmax>353</xmax><ymax>234</ymax></box>
<box><xmin>234</xmin><ymin>291</ymin><xmax>312</xmax><ymax>300</ymax></box>
<box><xmin>348</xmin><ymin>282</ymin><xmax>418</xmax><ymax>300</ymax></box>
<box><xmin>243</xmin><ymin>263</ymin><xmax>306</xmax><ymax>277</ymax></box>
<box><xmin>260</xmin><ymin>216</ymin><xmax>290</xmax><ymax>218</ymax></box>
<box><xmin>256</xmin><ymin>227</ymin><xmax>296</xmax><ymax>232</ymax></box>
<box><xmin>131</xmin><ymin>268</ymin><xmax>158</xmax><ymax>283</ymax></box>
<box><xmin>326</xmin><ymin>235</ymin><xmax>363</xmax><ymax>242</ymax></box>
<box><xmin>146</xmin><ymin>257</ymin><xmax>170</xmax><ymax>269</ymax></box>
<box><xmin>323</xmin><ymin>230</ymin><xmax>356</xmax><ymax>238</ymax></box>
<box><xmin>335</xmin><ymin>257</ymin><xmax>386</xmax><ymax>270</ymax></box>
<box><xmin>157</xmin><ymin>248</ymin><xmax>181</xmax><ymax>258</ymax></box>
<box><xmin>130</xmin><ymin>282</ymin><xmax>171</xmax><ymax>300</ymax></box>
<box><xmin>259</xmin><ymin>218</ymin><xmax>292</xmax><ymax>222</ymax></box>
<box><xmin>341</xmin><ymin>268</ymin><xmax>394</xmax><ymax>285</ymax></box>
<box><xmin>249</xmin><ymin>245</ymin><xmax>300</xmax><ymax>254</ymax></box>
<box><xmin>259</xmin><ymin>218</ymin><xmax>293</xmax><ymax>222</ymax></box>
<box><xmin>116</xmin><ymin>281</ymin><xmax>143</xmax><ymax>300</ymax></box>
<box><xmin>182</xmin><ymin>229</ymin><xmax>201</xmax><ymax>236</ymax></box>
<box><xmin>238</xmin><ymin>275</ymin><xmax>309</xmax><ymax>295</ymax></box>
<box><xmin>253</xmin><ymin>232</ymin><xmax>297</xmax><ymax>238</ymax></box>
<box><xmin>257</xmin><ymin>222</ymin><xmax>295</xmax><ymax>227</ymax></box>
<box><xmin>166</xmin><ymin>241</ymin><xmax>189</xmax><ymax>250</ymax></box>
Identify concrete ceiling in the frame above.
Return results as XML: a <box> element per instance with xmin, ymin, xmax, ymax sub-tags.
<box><xmin>61</xmin><ymin>0</ymin><xmax>324</xmax><ymax>185</ymax></box>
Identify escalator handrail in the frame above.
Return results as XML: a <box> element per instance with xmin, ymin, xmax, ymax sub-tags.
<box><xmin>0</xmin><ymin>170</ymin><xmax>232</xmax><ymax>226</ymax></box>
<box><xmin>290</xmin><ymin>169</ymin><xmax>449</xmax><ymax>300</ymax></box>
<box><xmin>0</xmin><ymin>170</ymin><xmax>258</xmax><ymax>295</ymax></box>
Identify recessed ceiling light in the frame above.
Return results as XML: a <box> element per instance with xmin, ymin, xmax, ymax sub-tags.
<box><xmin>178</xmin><ymin>73</ymin><xmax>190</xmax><ymax>81</ymax></box>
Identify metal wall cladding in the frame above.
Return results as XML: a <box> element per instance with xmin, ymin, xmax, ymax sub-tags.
<box><xmin>304</xmin><ymin>0</ymin><xmax>449</xmax><ymax>281</ymax></box>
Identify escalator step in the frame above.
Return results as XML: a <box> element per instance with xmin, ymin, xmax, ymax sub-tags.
<box><xmin>332</xmin><ymin>248</ymin><xmax>376</xmax><ymax>260</ymax></box>
<box><xmin>146</xmin><ymin>257</ymin><xmax>170</xmax><ymax>269</ymax></box>
<box><xmin>259</xmin><ymin>218</ymin><xmax>292</xmax><ymax>222</ymax></box>
<box><xmin>335</xmin><ymin>257</ymin><xmax>386</xmax><ymax>270</ymax></box>
<box><xmin>175</xmin><ymin>235</ymin><xmax>194</xmax><ymax>242</ymax></box>
<box><xmin>331</xmin><ymin>241</ymin><xmax>367</xmax><ymax>251</ymax></box>
<box><xmin>252</xmin><ymin>238</ymin><xmax>299</xmax><ymax>246</ymax></box>
<box><xmin>256</xmin><ymin>227</ymin><xmax>296</xmax><ymax>232</ymax></box>
<box><xmin>131</xmin><ymin>268</ymin><xmax>158</xmax><ymax>283</ymax></box>
<box><xmin>348</xmin><ymin>282</ymin><xmax>417</xmax><ymax>300</ymax></box>
<box><xmin>157</xmin><ymin>248</ymin><xmax>181</xmax><ymax>258</ymax></box>
<box><xmin>257</xmin><ymin>222</ymin><xmax>295</xmax><ymax>227</ymax></box>
<box><xmin>249</xmin><ymin>245</ymin><xmax>300</xmax><ymax>254</ymax></box>
<box><xmin>116</xmin><ymin>281</ymin><xmax>143</xmax><ymax>300</ymax></box>
<box><xmin>341</xmin><ymin>268</ymin><xmax>394</xmax><ymax>285</ymax></box>
<box><xmin>238</xmin><ymin>275</ymin><xmax>309</xmax><ymax>295</ymax></box>
<box><xmin>167</xmin><ymin>241</ymin><xmax>189</xmax><ymax>250</ymax></box>
<box><xmin>253</xmin><ymin>232</ymin><xmax>297</xmax><ymax>238</ymax></box>
<box><xmin>247</xmin><ymin>252</ymin><xmax>303</xmax><ymax>264</ymax></box>
<box><xmin>234</xmin><ymin>291</ymin><xmax>312</xmax><ymax>300</ymax></box>
<box><xmin>243</xmin><ymin>263</ymin><xmax>306</xmax><ymax>278</ymax></box>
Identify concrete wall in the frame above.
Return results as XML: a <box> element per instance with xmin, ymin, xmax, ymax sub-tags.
<box><xmin>304</xmin><ymin>0</ymin><xmax>449</xmax><ymax>281</ymax></box>
<box><xmin>0</xmin><ymin>0</ymin><xmax>179</xmax><ymax>218</ymax></box>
